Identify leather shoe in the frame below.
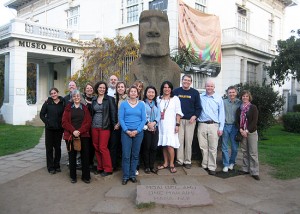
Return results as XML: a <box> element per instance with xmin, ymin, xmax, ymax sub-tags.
<box><xmin>94</xmin><ymin>170</ymin><xmax>104</xmax><ymax>175</ymax></box>
<box><xmin>150</xmin><ymin>168</ymin><xmax>157</xmax><ymax>174</ymax></box>
<box><xmin>208</xmin><ymin>170</ymin><xmax>216</xmax><ymax>175</ymax></box>
<box><xmin>144</xmin><ymin>168</ymin><xmax>151</xmax><ymax>174</ymax></box>
<box><xmin>184</xmin><ymin>164</ymin><xmax>192</xmax><ymax>169</ymax></box>
<box><xmin>238</xmin><ymin>170</ymin><xmax>250</xmax><ymax>175</ymax></box>
<box><xmin>82</xmin><ymin>178</ymin><xmax>91</xmax><ymax>184</ymax></box>
<box><xmin>100</xmin><ymin>171</ymin><xmax>112</xmax><ymax>177</ymax></box>
<box><xmin>130</xmin><ymin>177</ymin><xmax>137</xmax><ymax>183</ymax></box>
<box><xmin>55</xmin><ymin>168</ymin><xmax>61</xmax><ymax>173</ymax></box>
<box><xmin>252</xmin><ymin>175</ymin><xmax>260</xmax><ymax>181</ymax></box>
<box><xmin>122</xmin><ymin>179</ymin><xmax>128</xmax><ymax>185</ymax></box>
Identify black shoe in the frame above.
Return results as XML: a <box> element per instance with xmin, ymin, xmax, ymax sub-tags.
<box><xmin>184</xmin><ymin>164</ymin><xmax>192</xmax><ymax>169</ymax></box>
<box><xmin>82</xmin><ymin>178</ymin><xmax>91</xmax><ymax>183</ymax></box>
<box><xmin>130</xmin><ymin>177</ymin><xmax>137</xmax><ymax>183</ymax></box>
<box><xmin>94</xmin><ymin>170</ymin><xmax>104</xmax><ymax>175</ymax></box>
<box><xmin>150</xmin><ymin>168</ymin><xmax>157</xmax><ymax>174</ymax></box>
<box><xmin>49</xmin><ymin>170</ymin><xmax>56</xmax><ymax>174</ymax></box>
<box><xmin>202</xmin><ymin>167</ymin><xmax>208</xmax><ymax>171</ymax></box>
<box><xmin>100</xmin><ymin>171</ymin><xmax>112</xmax><ymax>177</ymax></box>
<box><xmin>238</xmin><ymin>170</ymin><xmax>250</xmax><ymax>175</ymax></box>
<box><xmin>144</xmin><ymin>168</ymin><xmax>151</xmax><ymax>174</ymax></box>
<box><xmin>208</xmin><ymin>170</ymin><xmax>216</xmax><ymax>175</ymax></box>
<box><xmin>71</xmin><ymin>178</ymin><xmax>77</xmax><ymax>183</ymax></box>
<box><xmin>252</xmin><ymin>175</ymin><xmax>260</xmax><ymax>181</ymax></box>
<box><xmin>55</xmin><ymin>168</ymin><xmax>61</xmax><ymax>173</ymax></box>
<box><xmin>122</xmin><ymin>179</ymin><xmax>128</xmax><ymax>185</ymax></box>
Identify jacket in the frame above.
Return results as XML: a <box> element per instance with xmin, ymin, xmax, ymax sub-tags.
<box><xmin>62</xmin><ymin>103</ymin><xmax>92</xmax><ymax>140</ymax></box>
<box><xmin>40</xmin><ymin>96</ymin><xmax>65</xmax><ymax>130</ymax></box>
<box><xmin>236</xmin><ymin>104</ymin><xmax>258</xmax><ymax>133</ymax></box>
<box><xmin>91</xmin><ymin>95</ymin><xmax>117</xmax><ymax>130</ymax></box>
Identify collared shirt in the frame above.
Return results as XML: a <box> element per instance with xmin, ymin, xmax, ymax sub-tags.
<box><xmin>107</xmin><ymin>87</ymin><xmax>116</xmax><ymax>97</ymax></box>
<box><xmin>71</xmin><ymin>103</ymin><xmax>83</xmax><ymax>110</ymax></box>
<box><xmin>223</xmin><ymin>98</ymin><xmax>241</xmax><ymax>124</ymax></box>
<box><xmin>198</xmin><ymin>92</ymin><xmax>225</xmax><ymax>131</ymax></box>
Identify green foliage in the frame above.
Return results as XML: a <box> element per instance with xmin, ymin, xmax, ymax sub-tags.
<box><xmin>259</xmin><ymin>124</ymin><xmax>300</xmax><ymax>180</ymax></box>
<box><xmin>264</xmin><ymin>32</ymin><xmax>300</xmax><ymax>86</ymax></box>
<box><xmin>136</xmin><ymin>202</ymin><xmax>155</xmax><ymax>209</ymax></box>
<box><xmin>171</xmin><ymin>44</ymin><xmax>201</xmax><ymax>71</ymax></box>
<box><xmin>0</xmin><ymin>124</ymin><xmax>44</xmax><ymax>156</ymax></box>
<box><xmin>293</xmin><ymin>104</ymin><xmax>300</xmax><ymax>112</ymax></box>
<box><xmin>282</xmin><ymin>112</ymin><xmax>300</xmax><ymax>133</ymax></box>
<box><xmin>71</xmin><ymin>34</ymin><xmax>139</xmax><ymax>90</ymax></box>
<box><xmin>234</xmin><ymin>82</ymin><xmax>285</xmax><ymax>137</ymax></box>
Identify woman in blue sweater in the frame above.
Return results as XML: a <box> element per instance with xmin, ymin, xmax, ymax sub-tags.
<box><xmin>142</xmin><ymin>86</ymin><xmax>160</xmax><ymax>174</ymax></box>
<box><xmin>119</xmin><ymin>85</ymin><xmax>146</xmax><ymax>185</ymax></box>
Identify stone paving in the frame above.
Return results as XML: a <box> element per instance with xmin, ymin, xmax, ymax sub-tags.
<box><xmin>0</xmin><ymin>131</ymin><xmax>300</xmax><ymax>214</ymax></box>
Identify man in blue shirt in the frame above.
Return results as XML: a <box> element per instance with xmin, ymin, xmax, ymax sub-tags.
<box><xmin>173</xmin><ymin>74</ymin><xmax>201</xmax><ymax>169</ymax></box>
<box><xmin>197</xmin><ymin>80</ymin><xmax>225</xmax><ymax>175</ymax></box>
<box><xmin>222</xmin><ymin>86</ymin><xmax>241</xmax><ymax>172</ymax></box>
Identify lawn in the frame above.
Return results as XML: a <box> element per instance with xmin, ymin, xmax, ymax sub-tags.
<box><xmin>0</xmin><ymin>124</ymin><xmax>44</xmax><ymax>156</ymax></box>
<box><xmin>259</xmin><ymin>124</ymin><xmax>300</xmax><ymax>180</ymax></box>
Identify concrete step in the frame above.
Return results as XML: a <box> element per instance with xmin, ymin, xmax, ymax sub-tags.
<box><xmin>26</xmin><ymin>112</ymin><xmax>44</xmax><ymax>127</ymax></box>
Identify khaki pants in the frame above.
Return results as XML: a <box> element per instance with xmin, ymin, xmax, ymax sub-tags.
<box><xmin>240</xmin><ymin>131</ymin><xmax>259</xmax><ymax>175</ymax></box>
<box><xmin>197</xmin><ymin>123</ymin><xmax>219</xmax><ymax>171</ymax></box>
<box><xmin>177</xmin><ymin>119</ymin><xmax>196</xmax><ymax>165</ymax></box>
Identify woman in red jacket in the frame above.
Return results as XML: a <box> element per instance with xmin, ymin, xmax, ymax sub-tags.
<box><xmin>62</xmin><ymin>89</ymin><xmax>92</xmax><ymax>184</ymax></box>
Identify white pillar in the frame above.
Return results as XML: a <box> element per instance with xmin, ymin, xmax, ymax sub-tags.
<box><xmin>4</xmin><ymin>53</ymin><xmax>9</xmax><ymax>103</ymax></box>
<box><xmin>1</xmin><ymin>48</ymin><xmax>33</xmax><ymax>124</ymax></box>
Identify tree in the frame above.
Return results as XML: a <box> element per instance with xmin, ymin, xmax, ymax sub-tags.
<box><xmin>234</xmin><ymin>82</ymin><xmax>285</xmax><ymax>138</ymax></box>
<box><xmin>71</xmin><ymin>34</ymin><xmax>139</xmax><ymax>89</ymax></box>
<box><xmin>265</xmin><ymin>29</ymin><xmax>300</xmax><ymax>86</ymax></box>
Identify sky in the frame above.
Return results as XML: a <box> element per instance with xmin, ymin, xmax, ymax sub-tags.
<box><xmin>0</xmin><ymin>1</ymin><xmax>299</xmax><ymax>39</ymax></box>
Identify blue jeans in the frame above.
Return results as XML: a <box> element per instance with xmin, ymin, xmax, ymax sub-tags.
<box><xmin>121</xmin><ymin>130</ymin><xmax>144</xmax><ymax>180</ymax></box>
<box><xmin>222</xmin><ymin>124</ymin><xmax>239</xmax><ymax>167</ymax></box>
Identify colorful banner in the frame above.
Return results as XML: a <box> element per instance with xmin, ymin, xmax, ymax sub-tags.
<box><xmin>178</xmin><ymin>0</ymin><xmax>222</xmax><ymax>71</ymax></box>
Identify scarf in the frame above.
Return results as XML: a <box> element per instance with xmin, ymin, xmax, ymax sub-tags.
<box><xmin>240</xmin><ymin>102</ymin><xmax>251</xmax><ymax>130</ymax></box>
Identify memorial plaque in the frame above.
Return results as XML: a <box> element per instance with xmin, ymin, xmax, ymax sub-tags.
<box><xmin>136</xmin><ymin>185</ymin><xmax>213</xmax><ymax>207</ymax></box>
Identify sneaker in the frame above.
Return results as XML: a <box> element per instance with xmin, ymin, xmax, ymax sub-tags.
<box><xmin>223</xmin><ymin>166</ymin><xmax>228</xmax><ymax>172</ymax></box>
<box><xmin>135</xmin><ymin>170</ymin><xmax>139</xmax><ymax>176</ymax></box>
<box><xmin>228</xmin><ymin>164</ymin><xmax>235</xmax><ymax>170</ymax></box>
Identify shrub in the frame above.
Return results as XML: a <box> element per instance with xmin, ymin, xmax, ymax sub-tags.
<box><xmin>293</xmin><ymin>104</ymin><xmax>300</xmax><ymax>112</ymax></box>
<box><xmin>282</xmin><ymin>112</ymin><xmax>300</xmax><ymax>133</ymax></box>
<box><xmin>233</xmin><ymin>82</ymin><xmax>285</xmax><ymax>138</ymax></box>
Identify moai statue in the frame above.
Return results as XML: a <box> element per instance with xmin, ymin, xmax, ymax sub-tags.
<box><xmin>129</xmin><ymin>10</ymin><xmax>181</xmax><ymax>91</ymax></box>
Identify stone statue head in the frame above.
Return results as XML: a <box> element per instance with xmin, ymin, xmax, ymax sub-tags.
<box><xmin>139</xmin><ymin>10</ymin><xmax>170</xmax><ymax>57</ymax></box>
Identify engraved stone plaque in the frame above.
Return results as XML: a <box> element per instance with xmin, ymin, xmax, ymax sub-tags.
<box><xmin>136</xmin><ymin>185</ymin><xmax>213</xmax><ymax>207</ymax></box>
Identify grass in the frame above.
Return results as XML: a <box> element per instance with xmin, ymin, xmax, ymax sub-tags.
<box><xmin>259</xmin><ymin>124</ymin><xmax>300</xmax><ymax>180</ymax></box>
<box><xmin>0</xmin><ymin>124</ymin><xmax>44</xmax><ymax>156</ymax></box>
<box><xmin>136</xmin><ymin>202</ymin><xmax>156</xmax><ymax>209</ymax></box>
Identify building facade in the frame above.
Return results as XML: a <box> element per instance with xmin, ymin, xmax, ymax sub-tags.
<box><xmin>0</xmin><ymin>0</ymin><xmax>298</xmax><ymax>124</ymax></box>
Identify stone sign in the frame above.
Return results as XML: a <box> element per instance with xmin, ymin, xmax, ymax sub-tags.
<box><xmin>136</xmin><ymin>185</ymin><xmax>213</xmax><ymax>207</ymax></box>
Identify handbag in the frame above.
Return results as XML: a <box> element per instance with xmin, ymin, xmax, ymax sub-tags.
<box><xmin>73</xmin><ymin>136</ymin><xmax>81</xmax><ymax>151</ymax></box>
<box><xmin>235</xmin><ymin>131</ymin><xmax>243</xmax><ymax>142</ymax></box>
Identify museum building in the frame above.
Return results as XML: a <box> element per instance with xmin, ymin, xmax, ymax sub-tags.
<box><xmin>0</xmin><ymin>0</ymin><xmax>298</xmax><ymax>124</ymax></box>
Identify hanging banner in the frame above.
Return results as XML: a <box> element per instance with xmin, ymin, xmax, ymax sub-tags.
<box><xmin>178</xmin><ymin>0</ymin><xmax>221</xmax><ymax>76</ymax></box>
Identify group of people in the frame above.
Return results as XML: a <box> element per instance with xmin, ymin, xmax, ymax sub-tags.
<box><xmin>40</xmin><ymin>74</ymin><xmax>260</xmax><ymax>185</ymax></box>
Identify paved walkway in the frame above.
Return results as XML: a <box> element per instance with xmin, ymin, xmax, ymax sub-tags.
<box><xmin>0</xmin><ymin>132</ymin><xmax>300</xmax><ymax>214</ymax></box>
<box><xmin>0</xmin><ymin>131</ymin><xmax>67</xmax><ymax>185</ymax></box>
